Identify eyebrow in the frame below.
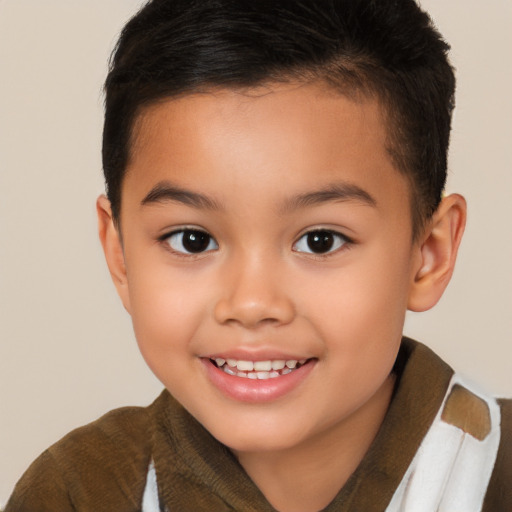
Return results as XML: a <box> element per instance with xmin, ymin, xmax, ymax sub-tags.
<box><xmin>141</xmin><ymin>180</ymin><xmax>376</xmax><ymax>213</ymax></box>
<box><xmin>141</xmin><ymin>181</ymin><xmax>222</xmax><ymax>210</ymax></box>
<box><xmin>281</xmin><ymin>182</ymin><xmax>377</xmax><ymax>213</ymax></box>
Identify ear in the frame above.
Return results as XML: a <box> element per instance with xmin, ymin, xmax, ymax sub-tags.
<box><xmin>96</xmin><ymin>195</ymin><xmax>131</xmax><ymax>313</ymax></box>
<box><xmin>408</xmin><ymin>193</ymin><xmax>467</xmax><ymax>312</ymax></box>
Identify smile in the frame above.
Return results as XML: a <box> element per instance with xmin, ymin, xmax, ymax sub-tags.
<box><xmin>203</xmin><ymin>356</ymin><xmax>317</xmax><ymax>402</ymax></box>
<box><xmin>211</xmin><ymin>358</ymin><xmax>309</xmax><ymax>380</ymax></box>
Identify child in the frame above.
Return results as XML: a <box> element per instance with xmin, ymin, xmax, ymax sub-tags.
<box><xmin>5</xmin><ymin>0</ymin><xmax>511</xmax><ymax>510</ymax></box>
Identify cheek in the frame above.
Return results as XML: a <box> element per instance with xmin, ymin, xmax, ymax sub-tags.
<box><xmin>297</xmin><ymin>245</ymin><xmax>412</xmax><ymax>358</ymax></box>
<box><xmin>126</xmin><ymin>263</ymin><xmax>209</xmax><ymax>363</ymax></box>
<box><xmin>304</xmin><ymin>263</ymin><xmax>408</xmax><ymax>327</ymax></box>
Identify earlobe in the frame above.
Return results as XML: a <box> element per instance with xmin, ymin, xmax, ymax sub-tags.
<box><xmin>408</xmin><ymin>194</ymin><xmax>467</xmax><ymax>312</ymax></box>
<box><xmin>96</xmin><ymin>195</ymin><xmax>131</xmax><ymax>313</ymax></box>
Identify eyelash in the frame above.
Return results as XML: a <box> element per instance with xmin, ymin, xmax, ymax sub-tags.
<box><xmin>159</xmin><ymin>228</ymin><xmax>352</xmax><ymax>257</ymax></box>
<box><xmin>292</xmin><ymin>229</ymin><xmax>352</xmax><ymax>257</ymax></box>
<box><xmin>160</xmin><ymin>228</ymin><xmax>218</xmax><ymax>256</ymax></box>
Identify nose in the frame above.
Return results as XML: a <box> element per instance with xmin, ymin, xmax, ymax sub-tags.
<box><xmin>213</xmin><ymin>254</ymin><xmax>295</xmax><ymax>329</ymax></box>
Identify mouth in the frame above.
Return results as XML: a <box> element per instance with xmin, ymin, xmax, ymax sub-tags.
<box><xmin>210</xmin><ymin>357</ymin><xmax>311</xmax><ymax>380</ymax></box>
<box><xmin>203</xmin><ymin>355</ymin><xmax>317</xmax><ymax>402</ymax></box>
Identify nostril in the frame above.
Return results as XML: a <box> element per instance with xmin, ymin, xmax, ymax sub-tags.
<box><xmin>213</xmin><ymin>294</ymin><xmax>295</xmax><ymax>328</ymax></box>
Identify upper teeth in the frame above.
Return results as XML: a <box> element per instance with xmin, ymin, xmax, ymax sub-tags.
<box><xmin>215</xmin><ymin>358</ymin><xmax>306</xmax><ymax>372</ymax></box>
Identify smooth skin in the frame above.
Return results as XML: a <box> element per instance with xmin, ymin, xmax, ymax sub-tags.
<box><xmin>98</xmin><ymin>82</ymin><xmax>466</xmax><ymax>512</ymax></box>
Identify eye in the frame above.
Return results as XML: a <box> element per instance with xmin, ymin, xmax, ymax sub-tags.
<box><xmin>165</xmin><ymin>229</ymin><xmax>218</xmax><ymax>254</ymax></box>
<box><xmin>293</xmin><ymin>230</ymin><xmax>348</xmax><ymax>255</ymax></box>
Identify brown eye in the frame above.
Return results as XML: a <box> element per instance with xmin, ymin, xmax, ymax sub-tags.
<box><xmin>166</xmin><ymin>229</ymin><xmax>218</xmax><ymax>254</ymax></box>
<box><xmin>294</xmin><ymin>230</ymin><xmax>347</xmax><ymax>254</ymax></box>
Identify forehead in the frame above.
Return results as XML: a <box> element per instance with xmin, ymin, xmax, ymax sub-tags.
<box><xmin>123</xmin><ymin>82</ymin><xmax>409</xmax><ymax>218</ymax></box>
<box><xmin>131</xmin><ymin>83</ymin><xmax>384</xmax><ymax>156</ymax></box>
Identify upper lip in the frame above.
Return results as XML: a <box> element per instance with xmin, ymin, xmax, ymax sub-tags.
<box><xmin>202</xmin><ymin>349</ymin><xmax>313</xmax><ymax>362</ymax></box>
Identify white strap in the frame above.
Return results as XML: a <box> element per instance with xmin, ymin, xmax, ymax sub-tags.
<box><xmin>386</xmin><ymin>375</ymin><xmax>501</xmax><ymax>512</ymax></box>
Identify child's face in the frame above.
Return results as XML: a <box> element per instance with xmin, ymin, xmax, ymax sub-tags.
<box><xmin>116</xmin><ymin>83</ymin><xmax>421</xmax><ymax>453</ymax></box>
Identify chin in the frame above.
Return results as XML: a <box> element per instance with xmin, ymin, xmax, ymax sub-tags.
<box><xmin>209</xmin><ymin>420</ymin><xmax>310</xmax><ymax>454</ymax></box>
<box><xmin>224</xmin><ymin>436</ymin><xmax>297</xmax><ymax>455</ymax></box>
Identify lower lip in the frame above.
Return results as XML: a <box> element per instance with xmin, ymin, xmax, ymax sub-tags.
<box><xmin>202</xmin><ymin>359</ymin><xmax>316</xmax><ymax>403</ymax></box>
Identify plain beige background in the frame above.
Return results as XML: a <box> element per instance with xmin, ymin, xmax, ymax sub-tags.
<box><xmin>1</xmin><ymin>0</ymin><xmax>511</xmax><ymax>503</ymax></box>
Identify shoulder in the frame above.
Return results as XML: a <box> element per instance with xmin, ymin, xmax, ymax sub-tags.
<box><xmin>48</xmin><ymin>403</ymin><xmax>152</xmax><ymax>464</ymax></box>
<box><xmin>482</xmin><ymin>398</ymin><xmax>512</xmax><ymax>511</ymax></box>
<box><xmin>5</xmin><ymin>403</ymin><xmax>154</xmax><ymax>512</ymax></box>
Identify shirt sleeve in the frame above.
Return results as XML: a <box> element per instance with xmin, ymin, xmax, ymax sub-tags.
<box><xmin>5</xmin><ymin>449</ymin><xmax>75</xmax><ymax>512</ymax></box>
<box><xmin>4</xmin><ymin>405</ymin><xmax>152</xmax><ymax>512</ymax></box>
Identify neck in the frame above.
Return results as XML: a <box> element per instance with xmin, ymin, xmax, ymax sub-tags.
<box><xmin>235</xmin><ymin>374</ymin><xmax>396</xmax><ymax>512</ymax></box>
